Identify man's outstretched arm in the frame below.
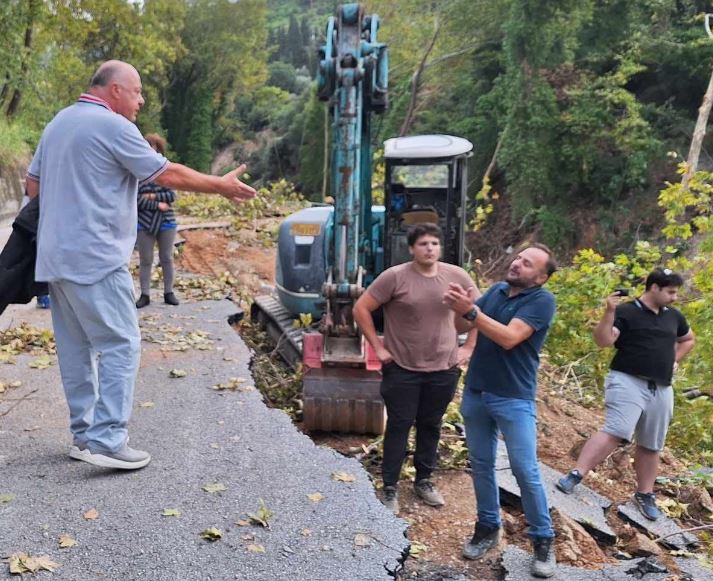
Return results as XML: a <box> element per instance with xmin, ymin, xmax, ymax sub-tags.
<box><xmin>155</xmin><ymin>162</ymin><xmax>256</xmax><ymax>203</ymax></box>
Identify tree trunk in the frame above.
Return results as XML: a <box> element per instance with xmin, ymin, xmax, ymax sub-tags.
<box><xmin>399</xmin><ymin>19</ymin><xmax>440</xmax><ymax>137</ymax></box>
<box><xmin>6</xmin><ymin>0</ymin><xmax>40</xmax><ymax>119</ymax></box>
<box><xmin>682</xmin><ymin>64</ymin><xmax>713</xmax><ymax>189</ymax></box>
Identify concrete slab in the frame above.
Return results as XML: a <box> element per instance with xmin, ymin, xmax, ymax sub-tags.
<box><xmin>502</xmin><ymin>546</ymin><xmax>671</xmax><ymax>580</ymax></box>
<box><xmin>674</xmin><ymin>556</ymin><xmax>713</xmax><ymax>580</ymax></box>
<box><xmin>617</xmin><ymin>501</ymin><xmax>698</xmax><ymax>550</ymax></box>
<box><xmin>0</xmin><ymin>300</ymin><xmax>409</xmax><ymax>580</ymax></box>
<box><xmin>495</xmin><ymin>441</ymin><xmax>617</xmax><ymax>544</ymax></box>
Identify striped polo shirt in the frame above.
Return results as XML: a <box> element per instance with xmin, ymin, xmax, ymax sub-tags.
<box><xmin>27</xmin><ymin>94</ymin><xmax>168</xmax><ymax>284</ymax></box>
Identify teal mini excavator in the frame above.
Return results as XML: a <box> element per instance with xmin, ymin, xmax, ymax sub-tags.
<box><xmin>251</xmin><ymin>3</ymin><xmax>473</xmax><ymax>434</ymax></box>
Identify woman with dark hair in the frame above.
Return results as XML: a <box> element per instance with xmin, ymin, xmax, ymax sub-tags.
<box><xmin>135</xmin><ymin>133</ymin><xmax>178</xmax><ymax>308</ymax></box>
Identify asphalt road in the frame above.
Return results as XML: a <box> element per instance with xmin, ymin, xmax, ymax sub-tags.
<box><xmin>0</xmin><ymin>299</ymin><xmax>408</xmax><ymax>580</ymax></box>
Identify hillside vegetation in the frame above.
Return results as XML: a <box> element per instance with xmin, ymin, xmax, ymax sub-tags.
<box><xmin>1</xmin><ymin>0</ymin><xmax>712</xmax><ymax>462</ymax></box>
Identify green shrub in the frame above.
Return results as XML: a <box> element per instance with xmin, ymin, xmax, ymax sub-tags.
<box><xmin>0</xmin><ymin>119</ymin><xmax>31</xmax><ymax>165</ymax></box>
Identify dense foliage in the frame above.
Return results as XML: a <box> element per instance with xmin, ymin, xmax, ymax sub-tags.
<box><xmin>4</xmin><ymin>0</ymin><xmax>713</xmax><ymax>248</ymax></box>
<box><xmin>544</xmin><ymin>168</ymin><xmax>713</xmax><ymax>461</ymax></box>
<box><xmin>1</xmin><ymin>0</ymin><xmax>712</xmax><ymax>461</ymax></box>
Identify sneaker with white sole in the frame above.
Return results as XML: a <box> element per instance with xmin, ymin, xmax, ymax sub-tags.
<box><xmin>81</xmin><ymin>444</ymin><xmax>151</xmax><ymax>470</ymax></box>
<box><xmin>69</xmin><ymin>444</ymin><xmax>89</xmax><ymax>461</ymax></box>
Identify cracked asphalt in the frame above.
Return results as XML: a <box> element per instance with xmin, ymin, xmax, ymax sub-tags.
<box><xmin>0</xmin><ymin>299</ymin><xmax>408</xmax><ymax>580</ymax></box>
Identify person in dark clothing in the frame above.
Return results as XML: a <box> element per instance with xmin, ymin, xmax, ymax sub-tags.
<box><xmin>0</xmin><ymin>195</ymin><xmax>48</xmax><ymax>315</ymax></box>
<box><xmin>557</xmin><ymin>268</ymin><xmax>695</xmax><ymax>521</ymax></box>
<box><xmin>135</xmin><ymin>133</ymin><xmax>178</xmax><ymax>308</ymax></box>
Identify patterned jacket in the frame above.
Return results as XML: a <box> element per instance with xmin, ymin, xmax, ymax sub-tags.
<box><xmin>137</xmin><ymin>182</ymin><xmax>176</xmax><ymax>236</ymax></box>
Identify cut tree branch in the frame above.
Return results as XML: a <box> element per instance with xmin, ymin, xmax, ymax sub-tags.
<box><xmin>399</xmin><ymin>19</ymin><xmax>441</xmax><ymax>136</ymax></box>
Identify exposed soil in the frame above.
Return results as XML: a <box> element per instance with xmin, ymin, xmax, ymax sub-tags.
<box><xmin>177</xmin><ymin>228</ymin><xmax>275</xmax><ymax>294</ymax></box>
<box><xmin>170</xmin><ymin>216</ymin><xmax>710</xmax><ymax>580</ymax></box>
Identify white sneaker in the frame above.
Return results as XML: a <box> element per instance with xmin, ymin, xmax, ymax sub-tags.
<box><xmin>69</xmin><ymin>444</ymin><xmax>90</xmax><ymax>461</ymax></box>
<box><xmin>81</xmin><ymin>444</ymin><xmax>151</xmax><ymax>470</ymax></box>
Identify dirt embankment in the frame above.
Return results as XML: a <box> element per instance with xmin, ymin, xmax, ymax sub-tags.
<box><xmin>171</xmin><ymin>211</ymin><xmax>711</xmax><ymax>580</ymax></box>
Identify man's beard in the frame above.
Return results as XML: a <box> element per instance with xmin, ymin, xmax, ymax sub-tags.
<box><xmin>506</xmin><ymin>273</ymin><xmax>534</xmax><ymax>288</ymax></box>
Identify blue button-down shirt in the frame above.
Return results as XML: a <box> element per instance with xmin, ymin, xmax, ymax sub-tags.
<box><xmin>465</xmin><ymin>281</ymin><xmax>555</xmax><ymax>400</ymax></box>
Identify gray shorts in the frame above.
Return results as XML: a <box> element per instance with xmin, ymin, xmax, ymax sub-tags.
<box><xmin>602</xmin><ymin>370</ymin><xmax>674</xmax><ymax>451</ymax></box>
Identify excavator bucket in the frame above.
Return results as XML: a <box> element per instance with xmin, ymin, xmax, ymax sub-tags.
<box><xmin>302</xmin><ymin>367</ymin><xmax>385</xmax><ymax>434</ymax></box>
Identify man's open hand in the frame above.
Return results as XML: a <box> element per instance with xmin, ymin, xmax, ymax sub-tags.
<box><xmin>443</xmin><ymin>283</ymin><xmax>477</xmax><ymax>316</ymax></box>
<box><xmin>220</xmin><ymin>163</ymin><xmax>257</xmax><ymax>203</ymax></box>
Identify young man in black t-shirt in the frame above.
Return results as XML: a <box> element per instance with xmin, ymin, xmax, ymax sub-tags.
<box><xmin>557</xmin><ymin>269</ymin><xmax>695</xmax><ymax>521</ymax></box>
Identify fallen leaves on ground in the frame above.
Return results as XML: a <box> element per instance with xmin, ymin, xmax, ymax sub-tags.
<box><xmin>202</xmin><ymin>482</ymin><xmax>227</xmax><ymax>493</ymax></box>
<box><xmin>307</xmin><ymin>492</ymin><xmax>324</xmax><ymax>503</ymax></box>
<box><xmin>331</xmin><ymin>471</ymin><xmax>356</xmax><ymax>483</ymax></box>
<box><xmin>200</xmin><ymin>527</ymin><xmax>223</xmax><ymax>541</ymax></box>
<box><xmin>161</xmin><ymin>508</ymin><xmax>181</xmax><ymax>517</ymax></box>
<box><xmin>169</xmin><ymin>369</ymin><xmax>188</xmax><ymax>378</ymax></box>
<box><xmin>408</xmin><ymin>542</ymin><xmax>428</xmax><ymax>559</ymax></box>
<box><xmin>141</xmin><ymin>324</ymin><xmax>214</xmax><ymax>352</ymax></box>
<box><xmin>247</xmin><ymin>499</ymin><xmax>273</xmax><ymax>528</ymax></box>
<box><xmin>0</xmin><ymin>493</ymin><xmax>16</xmax><ymax>504</ymax></box>
<box><xmin>0</xmin><ymin>380</ymin><xmax>22</xmax><ymax>394</ymax></box>
<box><xmin>354</xmin><ymin>533</ymin><xmax>372</xmax><ymax>547</ymax></box>
<box><xmin>658</xmin><ymin>497</ymin><xmax>690</xmax><ymax>519</ymax></box>
<box><xmin>138</xmin><ymin>401</ymin><xmax>155</xmax><ymax>408</ymax></box>
<box><xmin>29</xmin><ymin>355</ymin><xmax>54</xmax><ymax>369</ymax></box>
<box><xmin>82</xmin><ymin>508</ymin><xmax>99</xmax><ymax>520</ymax></box>
<box><xmin>212</xmin><ymin>377</ymin><xmax>251</xmax><ymax>391</ymax></box>
<box><xmin>58</xmin><ymin>534</ymin><xmax>78</xmax><ymax>549</ymax></box>
<box><xmin>7</xmin><ymin>553</ymin><xmax>60</xmax><ymax>574</ymax></box>
<box><xmin>247</xmin><ymin>543</ymin><xmax>265</xmax><ymax>553</ymax></box>
<box><xmin>0</xmin><ymin>324</ymin><xmax>56</xmax><ymax>357</ymax></box>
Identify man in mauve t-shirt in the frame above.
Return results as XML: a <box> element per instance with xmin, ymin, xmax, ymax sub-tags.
<box><xmin>353</xmin><ymin>223</ymin><xmax>477</xmax><ymax>515</ymax></box>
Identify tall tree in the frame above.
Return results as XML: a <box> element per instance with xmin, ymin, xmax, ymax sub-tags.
<box><xmin>164</xmin><ymin>0</ymin><xmax>268</xmax><ymax>169</ymax></box>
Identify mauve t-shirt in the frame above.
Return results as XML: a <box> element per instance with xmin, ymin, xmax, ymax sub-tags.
<box><xmin>367</xmin><ymin>261</ymin><xmax>475</xmax><ymax>372</ymax></box>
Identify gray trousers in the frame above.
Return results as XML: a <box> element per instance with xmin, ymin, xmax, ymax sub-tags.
<box><xmin>137</xmin><ymin>228</ymin><xmax>176</xmax><ymax>294</ymax></box>
<box><xmin>49</xmin><ymin>267</ymin><xmax>140</xmax><ymax>453</ymax></box>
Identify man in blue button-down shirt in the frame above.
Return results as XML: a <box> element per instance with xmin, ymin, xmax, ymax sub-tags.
<box><xmin>444</xmin><ymin>244</ymin><xmax>558</xmax><ymax>578</ymax></box>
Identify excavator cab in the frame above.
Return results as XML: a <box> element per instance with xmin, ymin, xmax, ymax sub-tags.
<box><xmin>383</xmin><ymin>135</ymin><xmax>472</xmax><ymax>268</ymax></box>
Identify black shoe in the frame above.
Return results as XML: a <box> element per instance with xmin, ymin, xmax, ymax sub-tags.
<box><xmin>135</xmin><ymin>294</ymin><xmax>150</xmax><ymax>309</ymax></box>
<box><xmin>531</xmin><ymin>537</ymin><xmax>556</xmax><ymax>578</ymax></box>
<box><xmin>164</xmin><ymin>292</ymin><xmax>179</xmax><ymax>306</ymax></box>
<box><xmin>634</xmin><ymin>492</ymin><xmax>662</xmax><ymax>521</ymax></box>
<box><xmin>462</xmin><ymin>524</ymin><xmax>501</xmax><ymax>560</ymax></box>
<box><xmin>381</xmin><ymin>485</ymin><xmax>399</xmax><ymax>514</ymax></box>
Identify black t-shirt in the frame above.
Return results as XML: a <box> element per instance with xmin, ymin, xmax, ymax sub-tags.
<box><xmin>610</xmin><ymin>299</ymin><xmax>690</xmax><ymax>385</ymax></box>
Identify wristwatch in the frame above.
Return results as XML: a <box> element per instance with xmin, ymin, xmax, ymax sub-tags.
<box><xmin>462</xmin><ymin>307</ymin><xmax>478</xmax><ymax>322</ymax></box>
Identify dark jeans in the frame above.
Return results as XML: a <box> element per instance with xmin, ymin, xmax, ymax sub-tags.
<box><xmin>380</xmin><ymin>362</ymin><xmax>460</xmax><ymax>486</ymax></box>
